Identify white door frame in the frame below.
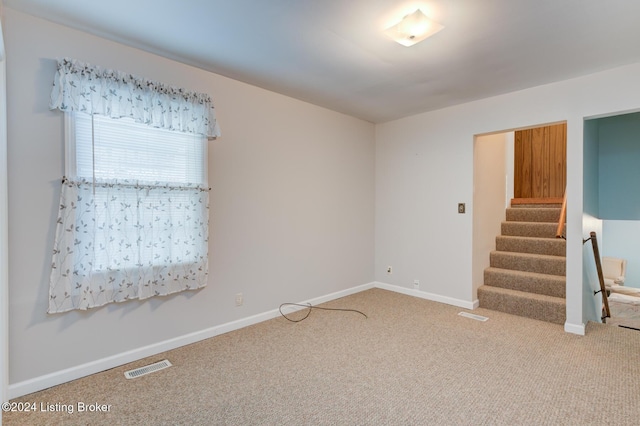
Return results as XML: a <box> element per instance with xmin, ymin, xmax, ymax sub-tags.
<box><xmin>0</xmin><ymin>15</ymin><xmax>9</xmax><ymax>419</ymax></box>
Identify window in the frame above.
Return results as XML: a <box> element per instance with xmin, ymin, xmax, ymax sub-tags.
<box><xmin>48</xmin><ymin>58</ymin><xmax>219</xmax><ymax>313</ymax></box>
<box><xmin>49</xmin><ymin>112</ymin><xmax>210</xmax><ymax>312</ymax></box>
<box><xmin>69</xmin><ymin>112</ymin><xmax>207</xmax><ymax>272</ymax></box>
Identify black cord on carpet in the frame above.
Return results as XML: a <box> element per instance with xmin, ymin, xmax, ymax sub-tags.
<box><xmin>278</xmin><ymin>302</ymin><xmax>367</xmax><ymax>323</ymax></box>
<box><xmin>618</xmin><ymin>325</ymin><xmax>640</xmax><ymax>332</ymax></box>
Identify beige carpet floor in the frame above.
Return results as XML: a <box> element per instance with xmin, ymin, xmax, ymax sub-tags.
<box><xmin>4</xmin><ymin>288</ymin><xmax>640</xmax><ymax>425</ymax></box>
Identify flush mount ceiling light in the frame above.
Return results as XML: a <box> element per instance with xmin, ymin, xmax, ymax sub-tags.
<box><xmin>384</xmin><ymin>9</ymin><xmax>443</xmax><ymax>47</ymax></box>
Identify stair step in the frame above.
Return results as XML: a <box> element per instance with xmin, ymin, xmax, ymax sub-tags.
<box><xmin>501</xmin><ymin>221</ymin><xmax>558</xmax><ymax>238</ymax></box>
<box><xmin>477</xmin><ymin>285</ymin><xmax>566</xmax><ymax>325</ymax></box>
<box><xmin>480</xmin><ymin>199</ymin><xmax>567</xmax><ymax>326</ymax></box>
<box><xmin>490</xmin><ymin>251</ymin><xmax>565</xmax><ymax>276</ymax></box>
<box><xmin>484</xmin><ymin>267</ymin><xmax>566</xmax><ymax>298</ymax></box>
<box><xmin>510</xmin><ymin>198</ymin><xmax>562</xmax><ymax>207</ymax></box>
<box><xmin>506</xmin><ymin>207</ymin><xmax>561</xmax><ymax>223</ymax></box>
<box><xmin>496</xmin><ymin>235</ymin><xmax>566</xmax><ymax>257</ymax></box>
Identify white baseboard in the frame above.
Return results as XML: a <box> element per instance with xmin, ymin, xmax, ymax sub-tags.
<box><xmin>373</xmin><ymin>282</ymin><xmax>478</xmax><ymax>310</ymax></box>
<box><xmin>8</xmin><ymin>282</ymin><xmax>375</xmax><ymax>399</ymax></box>
<box><xmin>564</xmin><ymin>321</ymin><xmax>586</xmax><ymax>335</ymax></box>
<box><xmin>10</xmin><ymin>281</ymin><xmax>547</xmax><ymax>399</ymax></box>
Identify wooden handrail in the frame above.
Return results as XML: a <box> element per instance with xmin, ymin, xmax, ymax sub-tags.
<box><xmin>585</xmin><ymin>231</ymin><xmax>610</xmax><ymax>321</ymax></box>
<box><xmin>555</xmin><ymin>190</ymin><xmax>567</xmax><ymax>238</ymax></box>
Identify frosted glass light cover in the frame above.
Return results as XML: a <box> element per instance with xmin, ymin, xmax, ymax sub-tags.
<box><xmin>384</xmin><ymin>9</ymin><xmax>443</xmax><ymax>47</ymax></box>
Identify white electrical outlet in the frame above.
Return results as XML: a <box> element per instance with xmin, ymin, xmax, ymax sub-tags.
<box><xmin>387</xmin><ymin>266</ymin><xmax>393</xmax><ymax>274</ymax></box>
<box><xmin>413</xmin><ymin>280</ymin><xmax>420</xmax><ymax>289</ymax></box>
<box><xmin>235</xmin><ymin>293</ymin><xmax>243</xmax><ymax>306</ymax></box>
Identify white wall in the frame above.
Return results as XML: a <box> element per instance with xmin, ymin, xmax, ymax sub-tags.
<box><xmin>376</xmin><ymin>62</ymin><xmax>640</xmax><ymax>334</ymax></box>
<box><xmin>4</xmin><ymin>8</ymin><xmax>375</xmax><ymax>394</ymax></box>
<box><xmin>472</xmin><ymin>133</ymin><xmax>509</xmax><ymax>299</ymax></box>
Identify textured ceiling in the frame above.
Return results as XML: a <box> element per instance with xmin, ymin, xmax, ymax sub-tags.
<box><xmin>5</xmin><ymin>0</ymin><xmax>640</xmax><ymax>123</ymax></box>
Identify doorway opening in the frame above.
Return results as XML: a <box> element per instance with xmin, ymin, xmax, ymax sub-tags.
<box><xmin>584</xmin><ymin>112</ymin><xmax>640</xmax><ymax>287</ymax></box>
<box><xmin>472</xmin><ymin>122</ymin><xmax>567</xmax><ymax>305</ymax></box>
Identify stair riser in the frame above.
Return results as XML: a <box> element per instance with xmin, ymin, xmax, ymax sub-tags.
<box><xmin>496</xmin><ymin>236</ymin><xmax>566</xmax><ymax>257</ymax></box>
<box><xmin>510</xmin><ymin>203</ymin><xmax>562</xmax><ymax>209</ymax></box>
<box><xmin>484</xmin><ymin>269</ymin><xmax>566</xmax><ymax>298</ymax></box>
<box><xmin>501</xmin><ymin>222</ymin><xmax>558</xmax><ymax>238</ymax></box>
<box><xmin>490</xmin><ymin>252</ymin><xmax>565</xmax><ymax>276</ymax></box>
<box><xmin>478</xmin><ymin>287</ymin><xmax>565</xmax><ymax>325</ymax></box>
<box><xmin>506</xmin><ymin>208</ymin><xmax>561</xmax><ymax>223</ymax></box>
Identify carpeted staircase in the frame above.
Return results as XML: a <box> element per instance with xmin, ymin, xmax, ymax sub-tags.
<box><xmin>478</xmin><ymin>201</ymin><xmax>566</xmax><ymax>325</ymax></box>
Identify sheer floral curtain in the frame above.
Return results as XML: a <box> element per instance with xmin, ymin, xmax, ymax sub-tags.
<box><xmin>48</xmin><ymin>58</ymin><xmax>220</xmax><ymax>313</ymax></box>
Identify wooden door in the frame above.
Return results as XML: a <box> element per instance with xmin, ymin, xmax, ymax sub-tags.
<box><xmin>514</xmin><ymin>123</ymin><xmax>566</xmax><ymax>199</ymax></box>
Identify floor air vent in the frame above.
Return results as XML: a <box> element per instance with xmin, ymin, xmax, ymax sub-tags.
<box><xmin>124</xmin><ymin>359</ymin><xmax>172</xmax><ymax>379</ymax></box>
<box><xmin>458</xmin><ymin>312</ymin><xmax>489</xmax><ymax>322</ymax></box>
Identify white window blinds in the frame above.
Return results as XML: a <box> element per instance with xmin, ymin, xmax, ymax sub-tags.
<box><xmin>73</xmin><ymin>112</ymin><xmax>205</xmax><ymax>184</ymax></box>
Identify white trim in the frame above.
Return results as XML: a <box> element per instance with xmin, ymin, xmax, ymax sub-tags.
<box><xmin>8</xmin><ymin>277</ymin><xmax>580</xmax><ymax>398</ymax></box>
<box><xmin>64</xmin><ymin>113</ymin><xmax>75</xmax><ymax>178</ymax></box>
<box><xmin>0</xmin><ymin>18</ymin><xmax>8</xmax><ymax>421</ymax></box>
<box><xmin>8</xmin><ymin>282</ymin><xmax>374</xmax><ymax>399</ymax></box>
<box><xmin>374</xmin><ymin>282</ymin><xmax>479</xmax><ymax>310</ymax></box>
<box><xmin>6</xmin><ymin>277</ymin><xmax>582</xmax><ymax>399</ymax></box>
<box><xmin>564</xmin><ymin>321</ymin><xmax>586</xmax><ymax>336</ymax></box>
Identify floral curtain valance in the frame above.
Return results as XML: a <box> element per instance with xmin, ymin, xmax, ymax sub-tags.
<box><xmin>49</xmin><ymin>57</ymin><xmax>221</xmax><ymax>138</ymax></box>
